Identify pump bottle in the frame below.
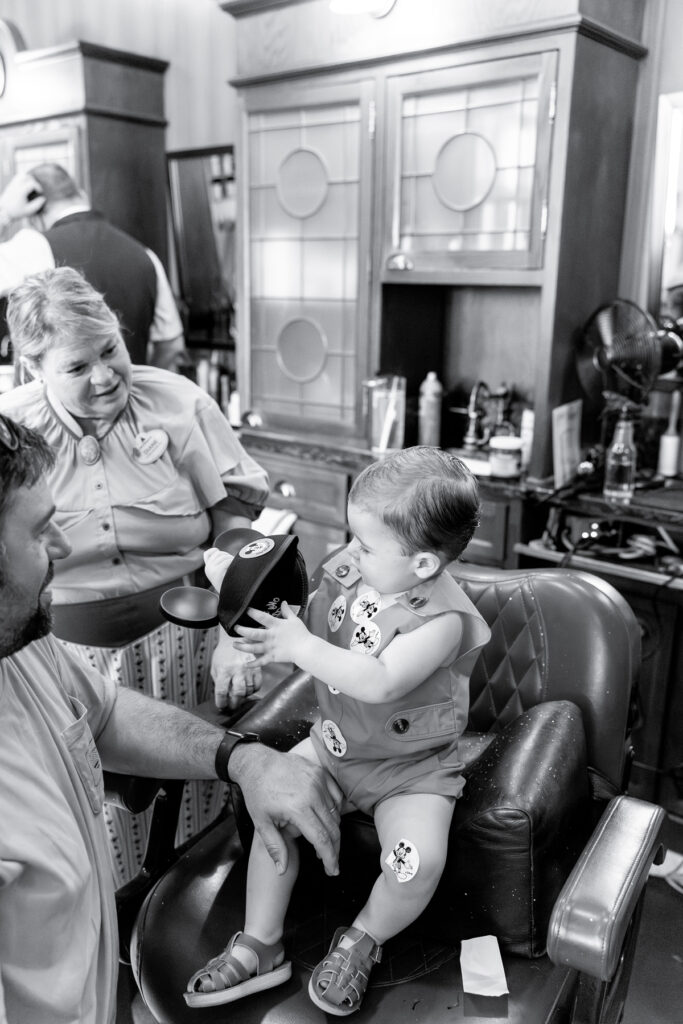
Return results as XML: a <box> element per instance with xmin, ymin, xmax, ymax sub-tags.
<box><xmin>418</xmin><ymin>371</ymin><xmax>443</xmax><ymax>447</ymax></box>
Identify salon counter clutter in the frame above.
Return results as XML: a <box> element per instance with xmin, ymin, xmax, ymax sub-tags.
<box><xmin>516</xmin><ymin>478</ymin><xmax>683</xmax><ymax>822</ymax></box>
<box><xmin>240</xmin><ymin>429</ymin><xmax>528</xmax><ymax>573</ymax></box>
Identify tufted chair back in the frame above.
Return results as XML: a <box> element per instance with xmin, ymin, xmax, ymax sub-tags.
<box><xmin>452</xmin><ymin>564</ymin><xmax>637</xmax><ymax>794</ymax></box>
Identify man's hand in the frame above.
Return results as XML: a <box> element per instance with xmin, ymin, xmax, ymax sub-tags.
<box><xmin>233</xmin><ymin>602</ymin><xmax>309</xmax><ymax>667</ymax></box>
<box><xmin>211</xmin><ymin>631</ymin><xmax>262</xmax><ymax>710</ymax></box>
<box><xmin>229</xmin><ymin>743</ymin><xmax>342</xmax><ymax>876</ymax></box>
<box><xmin>0</xmin><ymin>172</ymin><xmax>45</xmax><ymax>221</ymax></box>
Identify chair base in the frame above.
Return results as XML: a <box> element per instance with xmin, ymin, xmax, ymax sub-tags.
<box><xmin>131</xmin><ymin>816</ymin><xmax>579</xmax><ymax>1024</ymax></box>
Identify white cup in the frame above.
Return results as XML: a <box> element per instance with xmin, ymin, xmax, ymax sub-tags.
<box><xmin>489</xmin><ymin>435</ymin><xmax>523</xmax><ymax>478</ymax></box>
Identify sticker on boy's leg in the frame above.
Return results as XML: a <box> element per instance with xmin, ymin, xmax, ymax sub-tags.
<box><xmin>385</xmin><ymin>838</ymin><xmax>419</xmax><ymax>882</ymax></box>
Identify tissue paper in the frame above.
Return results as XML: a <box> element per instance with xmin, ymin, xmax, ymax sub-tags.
<box><xmin>459</xmin><ymin>935</ymin><xmax>509</xmax><ymax>996</ymax></box>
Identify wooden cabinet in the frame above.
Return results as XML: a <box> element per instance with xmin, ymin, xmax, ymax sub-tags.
<box><xmin>248</xmin><ymin>447</ymin><xmax>352</xmax><ymax>574</ymax></box>
<box><xmin>226</xmin><ymin>1</ymin><xmax>646</xmax><ymax>480</ymax></box>
<box><xmin>238</xmin><ymin>76</ymin><xmax>376</xmax><ymax>442</ymax></box>
<box><xmin>382</xmin><ymin>51</ymin><xmax>556</xmax><ymax>281</ymax></box>
<box><xmin>0</xmin><ymin>22</ymin><xmax>169</xmax><ymax>259</ymax></box>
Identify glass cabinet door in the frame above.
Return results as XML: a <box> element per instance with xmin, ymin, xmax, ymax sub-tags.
<box><xmin>240</xmin><ymin>78</ymin><xmax>375</xmax><ymax>439</ymax></box>
<box><xmin>382</xmin><ymin>51</ymin><xmax>557</xmax><ymax>279</ymax></box>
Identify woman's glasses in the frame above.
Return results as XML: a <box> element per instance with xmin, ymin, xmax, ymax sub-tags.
<box><xmin>0</xmin><ymin>416</ymin><xmax>19</xmax><ymax>451</ymax></box>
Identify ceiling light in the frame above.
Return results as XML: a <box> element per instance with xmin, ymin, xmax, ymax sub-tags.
<box><xmin>329</xmin><ymin>0</ymin><xmax>397</xmax><ymax>17</ymax></box>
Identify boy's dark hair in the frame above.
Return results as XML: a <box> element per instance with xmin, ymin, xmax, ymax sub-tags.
<box><xmin>349</xmin><ymin>446</ymin><xmax>481</xmax><ymax>563</ymax></box>
<box><xmin>0</xmin><ymin>414</ymin><xmax>55</xmax><ymax>527</ymax></box>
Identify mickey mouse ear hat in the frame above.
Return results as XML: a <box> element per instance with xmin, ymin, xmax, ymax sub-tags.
<box><xmin>159</xmin><ymin>529</ymin><xmax>309</xmax><ymax>637</ymax></box>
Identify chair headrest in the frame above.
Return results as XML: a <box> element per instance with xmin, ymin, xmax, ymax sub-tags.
<box><xmin>159</xmin><ymin>529</ymin><xmax>308</xmax><ymax>637</ymax></box>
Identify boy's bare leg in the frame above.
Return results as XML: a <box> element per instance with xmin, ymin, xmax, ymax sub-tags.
<box><xmin>352</xmin><ymin>792</ymin><xmax>455</xmax><ymax>944</ymax></box>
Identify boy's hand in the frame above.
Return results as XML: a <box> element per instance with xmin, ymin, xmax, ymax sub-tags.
<box><xmin>233</xmin><ymin>601</ymin><xmax>309</xmax><ymax>666</ymax></box>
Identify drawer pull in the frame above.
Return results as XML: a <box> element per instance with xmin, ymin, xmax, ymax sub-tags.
<box><xmin>274</xmin><ymin>480</ymin><xmax>296</xmax><ymax>499</ymax></box>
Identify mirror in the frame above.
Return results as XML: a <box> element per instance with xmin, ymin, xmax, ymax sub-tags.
<box><xmin>167</xmin><ymin>145</ymin><xmax>236</xmax><ymax>347</ymax></box>
<box><xmin>649</xmin><ymin>92</ymin><xmax>683</xmax><ymax>322</ymax></box>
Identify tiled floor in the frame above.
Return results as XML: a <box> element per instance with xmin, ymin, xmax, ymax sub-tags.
<box><xmin>121</xmin><ymin>872</ymin><xmax>683</xmax><ymax>1023</ymax></box>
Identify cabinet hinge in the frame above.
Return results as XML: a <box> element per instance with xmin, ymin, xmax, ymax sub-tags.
<box><xmin>541</xmin><ymin>201</ymin><xmax>548</xmax><ymax>238</ymax></box>
<box><xmin>368</xmin><ymin>99</ymin><xmax>376</xmax><ymax>139</ymax></box>
<box><xmin>548</xmin><ymin>81</ymin><xmax>557</xmax><ymax>124</ymax></box>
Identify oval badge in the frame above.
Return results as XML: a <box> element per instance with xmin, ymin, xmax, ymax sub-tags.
<box><xmin>350</xmin><ymin>621</ymin><xmax>381</xmax><ymax>655</ymax></box>
<box><xmin>239</xmin><ymin>537</ymin><xmax>275</xmax><ymax>559</ymax></box>
<box><xmin>327</xmin><ymin>595</ymin><xmax>346</xmax><ymax>633</ymax></box>
<box><xmin>321</xmin><ymin>719</ymin><xmax>347</xmax><ymax>758</ymax></box>
<box><xmin>350</xmin><ymin>589</ymin><xmax>381</xmax><ymax>623</ymax></box>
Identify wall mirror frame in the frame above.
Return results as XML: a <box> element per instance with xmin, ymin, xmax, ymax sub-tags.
<box><xmin>167</xmin><ymin>145</ymin><xmax>236</xmax><ymax>348</ymax></box>
<box><xmin>648</xmin><ymin>91</ymin><xmax>683</xmax><ymax>322</ymax></box>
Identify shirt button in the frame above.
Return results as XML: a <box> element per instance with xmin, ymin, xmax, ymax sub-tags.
<box><xmin>335</xmin><ymin>564</ymin><xmax>350</xmax><ymax>578</ymax></box>
<box><xmin>112</xmin><ymin>557</ymin><xmax>121</xmax><ymax>565</ymax></box>
<box><xmin>102</xmin><ymin>523</ymin><xmax>110</xmax><ymax>531</ymax></box>
<box><xmin>392</xmin><ymin>718</ymin><xmax>410</xmax><ymax>734</ymax></box>
<box><xmin>95</xmin><ymin>482</ymin><xmax>103</xmax><ymax>490</ymax></box>
<box><xmin>409</xmin><ymin>596</ymin><xmax>427</xmax><ymax>608</ymax></box>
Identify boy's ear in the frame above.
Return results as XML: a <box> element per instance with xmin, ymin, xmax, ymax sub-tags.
<box><xmin>413</xmin><ymin>551</ymin><xmax>441</xmax><ymax>579</ymax></box>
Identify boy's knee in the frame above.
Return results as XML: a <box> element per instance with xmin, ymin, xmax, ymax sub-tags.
<box><xmin>380</xmin><ymin>836</ymin><xmax>445</xmax><ymax>890</ymax></box>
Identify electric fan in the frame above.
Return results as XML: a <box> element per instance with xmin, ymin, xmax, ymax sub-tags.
<box><xmin>576</xmin><ymin>298</ymin><xmax>683</xmax><ymax>409</ymax></box>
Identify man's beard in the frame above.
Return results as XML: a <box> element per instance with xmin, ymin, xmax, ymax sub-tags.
<box><xmin>0</xmin><ymin>566</ymin><xmax>54</xmax><ymax>657</ymax></box>
<box><xmin>2</xmin><ymin>605</ymin><xmax>52</xmax><ymax>656</ymax></box>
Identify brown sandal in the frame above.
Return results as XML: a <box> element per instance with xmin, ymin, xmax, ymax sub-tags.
<box><xmin>308</xmin><ymin>925</ymin><xmax>382</xmax><ymax>1016</ymax></box>
<box><xmin>184</xmin><ymin>931</ymin><xmax>291</xmax><ymax>1007</ymax></box>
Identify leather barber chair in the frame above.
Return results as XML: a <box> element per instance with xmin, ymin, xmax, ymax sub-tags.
<box><xmin>116</xmin><ymin>564</ymin><xmax>666</xmax><ymax>1024</ymax></box>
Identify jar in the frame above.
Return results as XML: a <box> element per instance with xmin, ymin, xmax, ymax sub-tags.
<box><xmin>488</xmin><ymin>435</ymin><xmax>523</xmax><ymax>478</ymax></box>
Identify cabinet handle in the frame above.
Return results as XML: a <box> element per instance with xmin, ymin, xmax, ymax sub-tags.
<box><xmin>274</xmin><ymin>480</ymin><xmax>296</xmax><ymax>499</ymax></box>
<box><xmin>385</xmin><ymin>252</ymin><xmax>414</xmax><ymax>271</ymax></box>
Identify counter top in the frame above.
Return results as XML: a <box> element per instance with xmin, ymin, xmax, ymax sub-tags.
<box><xmin>242</xmin><ymin>430</ymin><xmax>526</xmax><ymax>498</ymax></box>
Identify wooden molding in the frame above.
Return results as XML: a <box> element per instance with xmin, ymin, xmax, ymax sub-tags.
<box><xmin>221</xmin><ymin>0</ymin><xmax>310</xmax><ymax>16</ymax></box>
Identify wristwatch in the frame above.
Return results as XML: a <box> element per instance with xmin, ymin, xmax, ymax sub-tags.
<box><xmin>215</xmin><ymin>729</ymin><xmax>261</xmax><ymax>783</ymax></box>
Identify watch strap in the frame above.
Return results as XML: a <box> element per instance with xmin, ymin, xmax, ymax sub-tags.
<box><xmin>215</xmin><ymin>729</ymin><xmax>261</xmax><ymax>783</ymax></box>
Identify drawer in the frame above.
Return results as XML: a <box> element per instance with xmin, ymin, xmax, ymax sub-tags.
<box><xmin>251</xmin><ymin>451</ymin><xmax>349</xmax><ymax>528</ymax></box>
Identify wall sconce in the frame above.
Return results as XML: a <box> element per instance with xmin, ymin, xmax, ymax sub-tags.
<box><xmin>329</xmin><ymin>0</ymin><xmax>397</xmax><ymax>17</ymax></box>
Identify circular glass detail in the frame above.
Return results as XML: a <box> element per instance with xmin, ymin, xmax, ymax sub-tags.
<box><xmin>276</xmin><ymin>318</ymin><xmax>328</xmax><ymax>383</ymax></box>
<box><xmin>276</xmin><ymin>148</ymin><xmax>329</xmax><ymax>219</ymax></box>
<box><xmin>432</xmin><ymin>132</ymin><xmax>497</xmax><ymax>212</ymax></box>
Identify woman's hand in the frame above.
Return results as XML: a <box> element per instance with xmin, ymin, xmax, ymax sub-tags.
<box><xmin>210</xmin><ymin>631</ymin><xmax>262</xmax><ymax>710</ymax></box>
<box><xmin>233</xmin><ymin>601</ymin><xmax>310</xmax><ymax>667</ymax></box>
<box><xmin>203</xmin><ymin>546</ymin><xmax>233</xmax><ymax>591</ymax></box>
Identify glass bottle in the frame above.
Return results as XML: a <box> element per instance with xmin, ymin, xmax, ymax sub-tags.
<box><xmin>603</xmin><ymin>408</ymin><xmax>636</xmax><ymax>504</ymax></box>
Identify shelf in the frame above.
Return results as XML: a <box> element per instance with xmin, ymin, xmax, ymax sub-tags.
<box><xmin>514</xmin><ymin>541</ymin><xmax>683</xmax><ymax>591</ymax></box>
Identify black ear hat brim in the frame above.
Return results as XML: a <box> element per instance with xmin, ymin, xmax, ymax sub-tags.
<box><xmin>216</xmin><ymin>529</ymin><xmax>309</xmax><ymax>637</ymax></box>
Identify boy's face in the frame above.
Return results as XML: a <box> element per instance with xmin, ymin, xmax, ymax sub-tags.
<box><xmin>346</xmin><ymin>502</ymin><xmax>422</xmax><ymax>595</ymax></box>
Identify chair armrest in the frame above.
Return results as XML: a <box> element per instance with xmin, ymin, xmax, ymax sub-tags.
<box><xmin>547</xmin><ymin>794</ymin><xmax>666</xmax><ymax>981</ymax></box>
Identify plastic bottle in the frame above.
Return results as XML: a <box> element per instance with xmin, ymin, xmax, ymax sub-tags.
<box><xmin>418</xmin><ymin>371</ymin><xmax>443</xmax><ymax>447</ymax></box>
<box><xmin>656</xmin><ymin>389</ymin><xmax>681</xmax><ymax>477</ymax></box>
<box><xmin>603</xmin><ymin>408</ymin><xmax>636</xmax><ymax>505</ymax></box>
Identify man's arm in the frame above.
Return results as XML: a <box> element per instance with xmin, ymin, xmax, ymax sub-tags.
<box><xmin>0</xmin><ymin>172</ymin><xmax>53</xmax><ymax>296</ymax></box>
<box><xmin>145</xmin><ymin>247</ymin><xmax>188</xmax><ymax>371</ymax></box>
<box><xmin>96</xmin><ymin>686</ymin><xmax>341</xmax><ymax>875</ymax></box>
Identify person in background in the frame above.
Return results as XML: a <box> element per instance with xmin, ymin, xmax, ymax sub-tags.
<box><xmin>0</xmin><ymin>163</ymin><xmax>186</xmax><ymax>369</ymax></box>
<box><xmin>0</xmin><ymin>266</ymin><xmax>269</xmax><ymax>885</ymax></box>
<box><xmin>0</xmin><ymin>410</ymin><xmax>342</xmax><ymax>1024</ymax></box>
<box><xmin>184</xmin><ymin>447</ymin><xmax>490</xmax><ymax>1016</ymax></box>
